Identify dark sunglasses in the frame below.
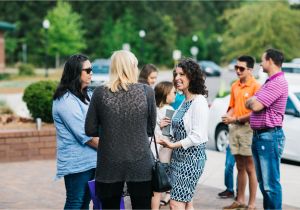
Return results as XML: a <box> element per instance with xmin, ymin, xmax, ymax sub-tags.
<box><xmin>234</xmin><ymin>65</ymin><xmax>247</xmax><ymax>72</ymax></box>
<box><xmin>82</xmin><ymin>67</ymin><xmax>93</xmax><ymax>74</ymax></box>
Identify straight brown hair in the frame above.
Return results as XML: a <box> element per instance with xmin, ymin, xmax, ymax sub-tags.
<box><xmin>154</xmin><ymin>81</ymin><xmax>173</xmax><ymax>108</ymax></box>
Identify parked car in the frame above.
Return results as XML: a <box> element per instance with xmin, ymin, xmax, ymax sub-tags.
<box><xmin>258</xmin><ymin>62</ymin><xmax>300</xmax><ymax>85</ymax></box>
<box><xmin>91</xmin><ymin>59</ymin><xmax>110</xmax><ymax>86</ymax></box>
<box><xmin>208</xmin><ymin>85</ymin><xmax>300</xmax><ymax>162</ymax></box>
<box><xmin>208</xmin><ymin>95</ymin><xmax>230</xmax><ymax>152</ymax></box>
<box><xmin>227</xmin><ymin>59</ymin><xmax>237</xmax><ymax>71</ymax></box>
<box><xmin>281</xmin><ymin>62</ymin><xmax>300</xmax><ymax>73</ymax></box>
<box><xmin>292</xmin><ymin>58</ymin><xmax>300</xmax><ymax>64</ymax></box>
<box><xmin>198</xmin><ymin>60</ymin><xmax>221</xmax><ymax>77</ymax></box>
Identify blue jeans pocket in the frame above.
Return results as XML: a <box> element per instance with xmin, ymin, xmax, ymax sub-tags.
<box><xmin>255</xmin><ymin>132</ymin><xmax>276</xmax><ymax>157</ymax></box>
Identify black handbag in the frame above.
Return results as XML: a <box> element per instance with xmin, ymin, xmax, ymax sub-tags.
<box><xmin>151</xmin><ymin>135</ymin><xmax>172</xmax><ymax>192</ymax></box>
<box><xmin>143</xmin><ymin>84</ymin><xmax>172</xmax><ymax>192</ymax></box>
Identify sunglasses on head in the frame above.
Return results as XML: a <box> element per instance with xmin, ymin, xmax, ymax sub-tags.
<box><xmin>234</xmin><ymin>65</ymin><xmax>247</xmax><ymax>72</ymax></box>
<box><xmin>82</xmin><ymin>67</ymin><xmax>93</xmax><ymax>74</ymax></box>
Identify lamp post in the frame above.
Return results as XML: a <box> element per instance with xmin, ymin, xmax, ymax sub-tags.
<box><xmin>22</xmin><ymin>43</ymin><xmax>27</xmax><ymax>63</ymax></box>
<box><xmin>191</xmin><ymin>34</ymin><xmax>199</xmax><ymax>61</ymax></box>
<box><xmin>190</xmin><ymin>46</ymin><xmax>199</xmax><ymax>61</ymax></box>
<box><xmin>42</xmin><ymin>19</ymin><xmax>50</xmax><ymax>77</ymax></box>
<box><xmin>172</xmin><ymin>49</ymin><xmax>181</xmax><ymax>67</ymax></box>
<box><xmin>192</xmin><ymin>35</ymin><xmax>198</xmax><ymax>42</ymax></box>
<box><xmin>122</xmin><ymin>43</ymin><xmax>131</xmax><ymax>51</ymax></box>
<box><xmin>139</xmin><ymin>30</ymin><xmax>146</xmax><ymax>64</ymax></box>
<box><xmin>190</xmin><ymin>35</ymin><xmax>199</xmax><ymax>61</ymax></box>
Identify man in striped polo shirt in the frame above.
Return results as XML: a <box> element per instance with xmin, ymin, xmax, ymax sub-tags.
<box><xmin>246</xmin><ymin>49</ymin><xmax>288</xmax><ymax>210</ymax></box>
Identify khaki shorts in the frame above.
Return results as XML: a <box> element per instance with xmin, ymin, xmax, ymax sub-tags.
<box><xmin>229</xmin><ymin>123</ymin><xmax>253</xmax><ymax>156</ymax></box>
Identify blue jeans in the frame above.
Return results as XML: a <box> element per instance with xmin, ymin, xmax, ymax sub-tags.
<box><xmin>252</xmin><ymin>128</ymin><xmax>285</xmax><ymax>210</ymax></box>
<box><xmin>64</xmin><ymin>168</ymin><xmax>95</xmax><ymax>210</ymax></box>
<box><xmin>225</xmin><ymin>145</ymin><xmax>236</xmax><ymax>192</ymax></box>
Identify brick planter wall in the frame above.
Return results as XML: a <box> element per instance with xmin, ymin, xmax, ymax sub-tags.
<box><xmin>0</xmin><ymin>127</ymin><xmax>56</xmax><ymax>162</ymax></box>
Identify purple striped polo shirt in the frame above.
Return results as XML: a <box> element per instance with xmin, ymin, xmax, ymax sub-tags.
<box><xmin>250</xmin><ymin>72</ymin><xmax>288</xmax><ymax>130</ymax></box>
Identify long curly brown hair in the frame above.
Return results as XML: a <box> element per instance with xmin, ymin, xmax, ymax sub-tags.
<box><xmin>174</xmin><ymin>58</ymin><xmax>208</xmax><ymax>97</ymax></box>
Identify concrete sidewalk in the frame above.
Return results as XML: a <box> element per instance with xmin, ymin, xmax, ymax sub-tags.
<box><xmin>0</xmin><ymin>150</ymin><xmax>299</xmax><ymax>209</ymax></box>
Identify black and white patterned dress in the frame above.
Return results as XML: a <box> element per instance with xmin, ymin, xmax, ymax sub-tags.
<box><xmin>169</xmin><ymin>100</ymin><xmax>206</xmax><ymax>202</ymax></box>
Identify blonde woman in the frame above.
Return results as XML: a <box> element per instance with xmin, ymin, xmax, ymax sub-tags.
<box><xmin>85</xmin><ymin>50</ymin><xmax>156</xmax><ymax>209</ymax></box>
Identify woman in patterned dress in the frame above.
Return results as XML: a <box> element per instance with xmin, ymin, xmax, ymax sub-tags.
<box><xmin>159</xmin><ymin>58</ymin><xmax>209</xmax><ymax>210</ymax></box>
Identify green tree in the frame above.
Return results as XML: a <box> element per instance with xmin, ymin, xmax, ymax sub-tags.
<box><xmin>99</xmin><ymin>9</ymin><xmax>139</xmax><ymax>58</ymax></box>
<box><xmin>0</xmin><ymin>1</ymin><xmax>55</xmax><ymax>64</ymax></box>
<box><xmin>97</xmin><ymin>15</ymin><xmax>115</xmax><ymax>58</ymax></box>
<box><xmin>44</xmin><ymin>1</ymin><xmax>86</xmax><ymax>63</ymax></box>
<box><xmin>4</xmin><ymin>33</ymin><xmax>18</xmax><ymax>64</ymax></box>
<box><xmin>177</xmin><ymin>31</ymin><xmax>207</xmax><ymax>61</ymax></box>
<box><xmin>220</xmin><ymin>2</ymin><xmax>300</xmax><ymax>62</ymax></box>
<box><xmin>0</xmin><ymin>1</ymin><xmax>244</xmax><ymax>66</ymax></box>
<box><xmin>145</xmin><ymin>15</ymin><xmax>177</xmax><ymax>66</ymax></box>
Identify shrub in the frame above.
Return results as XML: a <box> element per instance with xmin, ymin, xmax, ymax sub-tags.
<box><xmin>18</xmin><ymin>63</ymin><xmax>35</xmax><ymax>76</ymax></box>
<box><xmin>23</xmin><ymin>80</ymin><xmax>58</xmax><ymax>123</ymax></box>
<box><xmin>0</xmin><ymin>73</ymin><xmax>11</xmax><ymax>81</ymax></box>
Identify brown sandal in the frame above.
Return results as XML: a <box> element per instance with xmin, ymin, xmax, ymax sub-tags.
<box><xmin>246</xmin><ymin>205</ymin><xmax>256</xmax><ymax>210</ymax></box>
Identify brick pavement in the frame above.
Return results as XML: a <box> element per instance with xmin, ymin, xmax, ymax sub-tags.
<box><xmin>0</xmin><ymin>159</ymin><xmax>298</xmax><ymax>209</ymax></box>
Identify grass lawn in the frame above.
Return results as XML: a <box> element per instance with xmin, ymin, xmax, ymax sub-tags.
<box><xmin>0</xmin><ymin>68</ymin><xmax>62</xmax><ymax>94</ymax></box>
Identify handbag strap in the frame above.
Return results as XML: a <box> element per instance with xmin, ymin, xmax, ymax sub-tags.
<box><xmin>151</xmin><ymin>133</ymin><xmax>160</xmax><ymax>160</ymax></box>
<box><xmin>143</xmin><ymin>84</ymin><xmax>160</xmax><ymax>160</ymax></box>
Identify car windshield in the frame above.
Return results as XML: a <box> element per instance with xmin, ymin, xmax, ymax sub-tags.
<box><xmin>93</xmin><ymin>65</ymin><xmax>109</xmax><ymax>74</ymax></box>
<box><xmin>200</xmin><ymin>61</ymin><xmax>220</xmax><ymax>69</ymax></box>
<box><xmin>282</xmin><ymin>67</ymin><xmax>300</xmax><ymax>73</ymax></box>
<box><xmin>92</xmin><ymin>59</ymin><xmax>110</xmax><ymax>74</ymax></box>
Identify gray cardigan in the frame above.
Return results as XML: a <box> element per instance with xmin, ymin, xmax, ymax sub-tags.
<box><xmin>85</xmin><ymin>83</ymin><xmax>156</xmax><ymax>183</ymax></box>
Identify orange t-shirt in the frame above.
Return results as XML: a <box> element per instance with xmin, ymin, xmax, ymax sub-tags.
<box><xmin>229</xmin><ymin>76</ymin><xmax>261</xmax><ymax>117</ymax></box>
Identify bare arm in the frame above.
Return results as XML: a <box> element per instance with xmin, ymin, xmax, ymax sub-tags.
<box><xmin>222</xmin><ymin>108</ymin><xmax>250</xmax><ymax>124</ymax></box>
<box><xmin>157</xmin><ymin>138</ymin><xmax>182</xmax><ymax>149</ymax></box>
<box><xmin>245</xmin><ymin>96</ymin><xmax>264</xmax><ymax>112</ymax></box>
<box><xmin>159</xmin><ymin>117</ymin><xmax>171</xmax><ymax>129</ymax></box>
<box><xmin>85</xmin><ymin>137</ymin><xmax>99</xmax><ymax>150</ymax></box>
<box><xmin>237</xmin><ymin>113</ymin><xmax>251</xmax><ymax>123</ymax></box>
<box><xmin>222</xmin><ymin>108</ymin><xmax>235</xmax><ymax>124</ymax></box>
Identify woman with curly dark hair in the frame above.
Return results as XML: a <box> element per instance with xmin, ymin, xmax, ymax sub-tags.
<box><xmin>159</xmin><ymin>58</ymin><xmax>209</xmax><ymax>210</ymax></box>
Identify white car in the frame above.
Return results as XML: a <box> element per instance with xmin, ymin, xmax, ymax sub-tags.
<box><xmin>258</xmin><ymin>62</ymin><xmax>300</xmax><ymax>85</ymax></box>
<box><xmin>208</xmin><ymin>85</ymin><xmax>300</xmax><ymax>162</ymax></box>
<box><xmin>292</xmin><ymin>58</ymin><xmax>300</xmax><ymax>64</ymax></box>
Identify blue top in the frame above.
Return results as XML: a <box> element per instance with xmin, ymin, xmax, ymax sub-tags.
<box><xmin>52</xmin><ymin>91</ymin><xmax>97</xmax><ymax>179</ymax></box>
<box><xmin>171</xmin><ymin>93</ymin><xmax>185</xmax><ymax>110</ymax></box>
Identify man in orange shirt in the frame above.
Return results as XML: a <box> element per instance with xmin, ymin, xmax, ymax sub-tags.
<box><xmin>222</xmin><ymin>55</ymin><xmax>260</xmax><ymax>210</ymax></box>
